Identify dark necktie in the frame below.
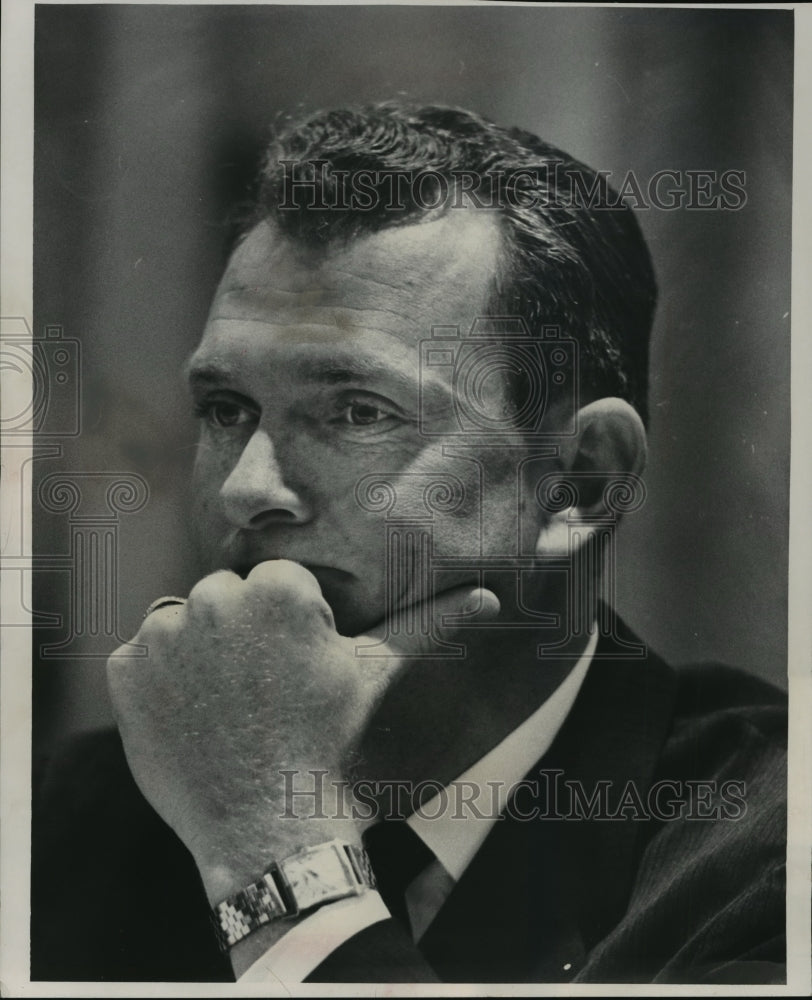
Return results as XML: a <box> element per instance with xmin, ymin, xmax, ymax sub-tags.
<box><xmin>362</xmin><ymin>820</ymin><xmax>436</xmax><ymax>926</ymax></box>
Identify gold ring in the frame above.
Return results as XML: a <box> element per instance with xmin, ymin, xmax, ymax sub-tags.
<box><xmin>143</xmin><ymin>596</ymin><xmax>187</xmax><ymax>619</ymax></box>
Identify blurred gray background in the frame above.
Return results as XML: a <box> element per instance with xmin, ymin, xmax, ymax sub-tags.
<box><xmin>33</xmin><ymin>5</ymin><xmax>793</xmax><ymax>759</ymax></box>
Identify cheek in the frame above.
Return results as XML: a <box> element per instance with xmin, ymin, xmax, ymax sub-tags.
<box><xmin>190</xmin><ymin>446</ymin><xmax>234</xmax><ymax>540</ymax></box>
<box><xmin>322</xmin><ymin>492</ymin><xmax>390</xmax><ymax>562</ymax></box>
<box><xmin>191</xmin><ymin>433</ymin><xmax>239</xmax><ymax>497</ymax></box>
<box><xmin>426</xmin><ymin>451</ymin><xmax>531</xmax><ymax>558</ymax></box>
<box><xmin>189</xmin><ymin>489</ymin><xmax>222</xmax><ymax>568</ymax></box>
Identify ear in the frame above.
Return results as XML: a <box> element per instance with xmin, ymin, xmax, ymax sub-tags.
<box><xmin>534</xmin><ymin>397</ymin><xmax>647</xmax><ymax>557</ymax></box>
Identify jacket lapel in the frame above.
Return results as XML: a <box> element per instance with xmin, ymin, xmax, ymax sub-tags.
<box><xmin>419</xmin><ymin>620</ymin><xmax>677</xmax><ymax>982</ymax></box>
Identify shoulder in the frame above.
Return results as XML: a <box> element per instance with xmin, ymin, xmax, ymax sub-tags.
<box><xmin>671</xmin><ymin>660</ymin><xmax>786</xmax><ymax>721</ymax></box>
<box><xmin>660</xmin><ymin>661</ymin><xmax>786</xmax><ymax>791</ymax></box>
<box><xmin>626</xmin><ymin>662</ymin><xmax>786</xmax><ymax>982</ymax></box>
<box><xmin>648</xmin><ymin>660</ymin><xmax>787</xmax><ymax>866</ymax></box>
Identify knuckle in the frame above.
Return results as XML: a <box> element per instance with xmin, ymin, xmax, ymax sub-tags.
<box><xmin>247</xmin><ymin>559</ymin><xmax>322</xmax><ymax>602</ymax></box>
<box><xmin>246</xmin><ymin>560</ymin><xmax>335</xmax><ymax>630</ymax></box>
<box><xmin>187</xmin><ymin>570</ymin><xmax>238</xmax><ymax>616</ymax></box>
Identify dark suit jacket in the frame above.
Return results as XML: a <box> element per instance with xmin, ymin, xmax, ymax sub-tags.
<box><xmin>31</xmin><ymin>627</ymin><xmax>786</xmax><ymax>984</ymax></box>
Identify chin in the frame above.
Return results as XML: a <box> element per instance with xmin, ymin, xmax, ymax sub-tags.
<box><xmin>332</xmin><ymin>609</ymin><xmax>381</xmax><ymax>639</ymax></box>
<box><xmin>316</xmin><ymin>583</ymin><xmax>382</xmax><ymax>638</ymax></box>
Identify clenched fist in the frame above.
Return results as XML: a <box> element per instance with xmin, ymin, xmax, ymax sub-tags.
<box><xmin>106</xmin><ymin>559</ymin><xmax>498</xmax><ymax>907</ymax></box>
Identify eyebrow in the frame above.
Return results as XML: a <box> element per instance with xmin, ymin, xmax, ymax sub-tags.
<box><xmin>185</xmin><ymin>354</ymin><xmax>453</xmax><ymax>411</ymax></box>
<box><xmin>185</xmin><ymin>361</ymin><xmax>238</xmax><ymax>389</ymax></box>
<box><xmin>297</xmin><ymin>359</ymin><xmax>456</xmax><ymax>412</ymax></box>
<box><xmin>297</xmin><ymin>358</ymin><xmax>413</xmax><ymax>387</ymax></box>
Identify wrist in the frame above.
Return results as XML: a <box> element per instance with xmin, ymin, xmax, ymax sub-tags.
<box><xmin>191</xmin><ymin>767</ymin><xmax>364</xmax><ymax>905</ymax></box>
<box><xmin>195</xmin><ymin>816</ymin><xmax>365</xmax><ymax>907</ymax></box>
<box><xmin>205</xmin><ymin>836</ymin><xmax>378</xmax><ymax>979</ymax></box>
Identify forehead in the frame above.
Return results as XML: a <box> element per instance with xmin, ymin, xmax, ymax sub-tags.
<box><xmin>191</xmin><ymin>210</ymin><xmax>503</xmax><ymax>375</ymax></box>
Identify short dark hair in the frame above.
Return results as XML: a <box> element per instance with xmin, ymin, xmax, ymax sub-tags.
<box><xmin>244</xmin><ymin>103</ymin><xmax>657</xmax><ymax>424</ymax></box>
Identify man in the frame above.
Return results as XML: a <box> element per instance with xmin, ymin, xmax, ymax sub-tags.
<box><xmin>31</xmin><ymin>104</ymin><xmax>786</xmax><ymax>984</ymax></box>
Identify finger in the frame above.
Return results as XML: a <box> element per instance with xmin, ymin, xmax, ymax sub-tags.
<box><xmin>244</xmin><ymin>559</ymin><xmax>324</xmax><ymax>600</ymax></box>
<box><xmin>435</xmin><ymin>586</ymin><xmax>501</xmax><ymax>628</ymax></box>
<box><xmin>143</xmin><ymin>596</ymin><xmax>187</xmax><ymax>620</ymax></box>
<box><xmin>187</xmin><ymin>568</ymin><xmax>242</xmax><ymax>616</ymax></box>
<box><xmin>140</xmin><ymin>601</ymin><xmax>188</xmax><ymax>631</ymax></box>
<box><xmin>243</xmin><ymin>559</ymin><xmax>334</xmax><ymax>628</ymax></box>
<box><xmin>132</xmin><ymin>600</ymin><xmax>187</xmax><ymax>649</ymax></box>
<box><xmin>360</xmin><ymin>584</ymin><xmax>501</xmax><ymax>655</ymax></box>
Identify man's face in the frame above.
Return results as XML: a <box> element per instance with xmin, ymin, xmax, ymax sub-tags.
<box><xmin>188</xmin><ymin>211</ymin><xmax>543</xmax><ymax>635</ymax></box>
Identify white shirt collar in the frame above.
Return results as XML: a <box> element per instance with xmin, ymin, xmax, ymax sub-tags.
<box><xmin>406</xmin><ymin>629</ymin><xmax>597</xmax><ymax>881</ymax></box>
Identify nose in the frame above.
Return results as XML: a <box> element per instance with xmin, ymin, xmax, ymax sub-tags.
<box><xmin>220</xmin><ymin>429</ymin><xmax>313</xmax><ymax>529</ymax></box>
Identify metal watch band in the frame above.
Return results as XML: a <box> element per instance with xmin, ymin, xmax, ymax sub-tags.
<box><xmin>212</xmin><ymin>839</ymin><xmax>376</xmax><ymax>950</ymax></box>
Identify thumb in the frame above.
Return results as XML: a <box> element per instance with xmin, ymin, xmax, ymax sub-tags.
<box><xmin>359</xmin><ymin>585</ymin><xmax>501</xmax><ymax>658</ymax></box>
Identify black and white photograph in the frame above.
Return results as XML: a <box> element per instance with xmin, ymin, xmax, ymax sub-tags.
<box><xmin>1</xmin><ymin>2</ymin><xmax>809</xmax><ymax>993</ymax></box>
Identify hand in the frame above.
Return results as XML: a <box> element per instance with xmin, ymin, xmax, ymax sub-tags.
<box><xmin>106</xmin><ymin>560</ymin><xmax>498</xmax><ymax>905</ymax></box>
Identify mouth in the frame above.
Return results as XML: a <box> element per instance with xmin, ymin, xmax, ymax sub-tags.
<box><xmin>232</xmin><ymin>558</ymin><xmax>354</xmax><ymax>586</ymax></box>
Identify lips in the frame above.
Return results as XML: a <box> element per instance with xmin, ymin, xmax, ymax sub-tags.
<box><xmin>232</xmin><ymin>558</ymin><xmax>353</xmax><ymax>583</ymax></box>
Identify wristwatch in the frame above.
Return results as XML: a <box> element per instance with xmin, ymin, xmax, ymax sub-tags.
<box><xmin>212</xmin><ymin>839</ymin><xmax>376</xmax><ymax>949</ymax></box>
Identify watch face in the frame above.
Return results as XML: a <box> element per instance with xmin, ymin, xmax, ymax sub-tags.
<box><xmin>282</xmin><ymin>844</ymin><xmax>358</xmax><ymax>911</ymax></box>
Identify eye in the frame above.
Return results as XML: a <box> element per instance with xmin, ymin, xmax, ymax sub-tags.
<box><xmin>329</xmin><ymin>396</ymin><xmax>407</xmax><ymax>434</ymax></box>
<box><xmin>340</xmin><ymin>401</ymin><xmax>392</xmax><ymax>426</ymax></box>
<box><xmin>327</xmin><ymin>389</ymin><xmax>419</xmax><ymax>439</ymax></box>
<box><xmin>194</xmin><ymin>397</ymin><xmax>258</xmax><ymax>429</ymax></box>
